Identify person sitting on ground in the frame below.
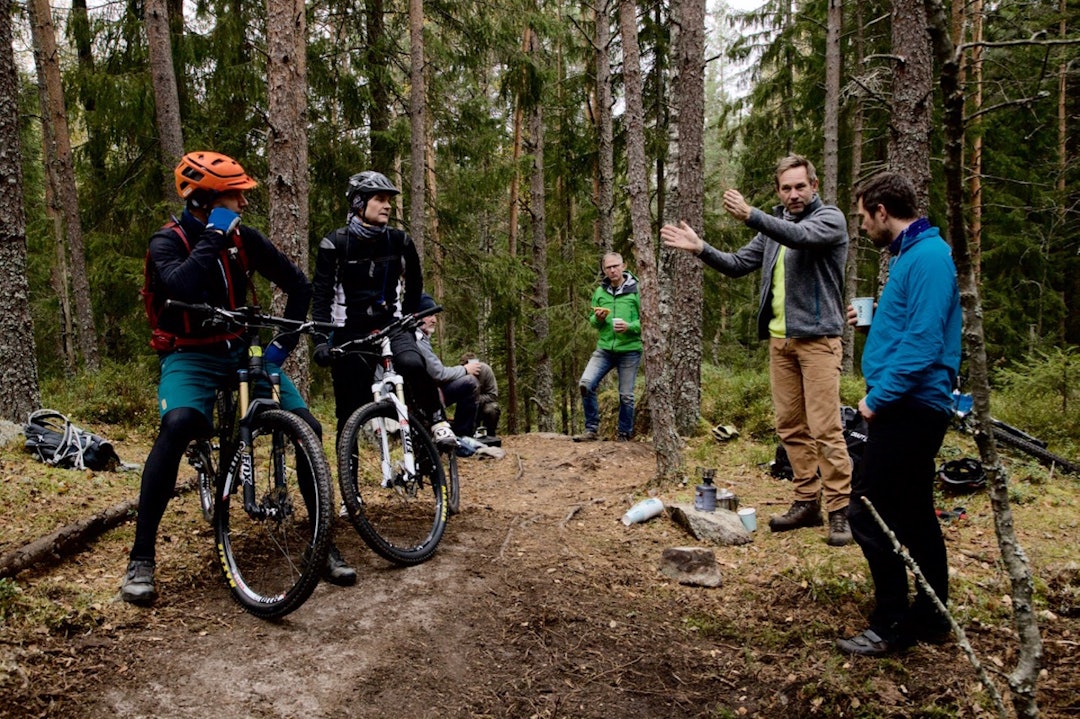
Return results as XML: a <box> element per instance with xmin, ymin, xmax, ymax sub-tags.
<box><xmin>460</xmin><ymin>352</ymin><xmax>500</xmax><ymax>436</ymax></box>
<box><xmin>414</xmin><ymin>293</ymin><xmax>482</xmax><ymax>438</ymax></box>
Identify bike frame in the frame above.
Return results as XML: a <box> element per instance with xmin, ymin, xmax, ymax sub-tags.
<box><xmin>371</xmin><ymin>335</ymin><xmax>420</xmax><ymax>488</ymax></box>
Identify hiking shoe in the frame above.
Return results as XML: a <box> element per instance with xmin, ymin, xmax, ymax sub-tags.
<box><xmin>768</xmin><ymin>500</ymin><xmax>823</xmax><ymax>532</ymax></box>
<box><xmin>836</xmin><ymin>628</ymin><xmax>906</xmax><ymax>657</ymax></box>
<box><xmin>430</xmin><ymin>421</ymin><xmax>458</xmax><ymax>451</ymax></box>
<box><xmin>827</xmin><ymin>508</ymin><xmax>853</xmax><ymax>546</ymax></box>
<box><xmin>324</xmin><ymin>545</ymin><xmax>357</xmax><ymax>586</ymax></box>
<box><xmin>572</xmin><ymin>430</ymin><xmax>599</xmax><ymax>442</ymax></box>
<box><xmin>120</xmin><ymin>560</ymin><xmax>157</xmax><ymax>606</ymax></box>
<box><xmin>616</xmin><ymin>433</ymin><xmax>631</xmax><ymax>442</ymax></box>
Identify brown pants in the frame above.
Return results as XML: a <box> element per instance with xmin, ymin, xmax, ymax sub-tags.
<box><xmin>769</xmin><ymin>336</ymin><xmax>851</xmax><ymax>513</ymax></box>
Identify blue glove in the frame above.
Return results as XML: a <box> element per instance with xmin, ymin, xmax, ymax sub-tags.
<box><xmin>263</xmin><ymin>340</ymin><xmax>289</xmax><ymax>366</ymax></box>
<box><xmin>206</xmin><ymin>207</ymin><xmax>241</xmax><ymax>235</ymax></box>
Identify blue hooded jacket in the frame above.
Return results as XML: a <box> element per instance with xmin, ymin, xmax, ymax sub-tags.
<box><xmin>861</xmin><ymin>219</ymin><xmax>962</xmax><ymax>414</ymax></box>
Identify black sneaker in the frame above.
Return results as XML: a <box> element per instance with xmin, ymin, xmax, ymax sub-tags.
<box><xmin>827</xmin><ymin>508</ymin><xmax>853</xmax><ymax>546</ymax></box>
<box><xmin>836</xmin><ymin>628</ymin><xmax>907</xmax><ymax>657</ymax></box>
<box><xmin>616</xmin><ymin>433</ymin><xmax>631</xmax><ymax>442</ymax></box>
<box><xmin>324</xmin><ymin>545</ymin><xmax>357</xmax><ymax>586</ymax></box>
<box><xmin>572</xmin><ymin>430</ymin><xmax>599</xmax><ymax>442</ymax></box>
<box><xmin>768</xmin><ymin>500</ymin><xmax>823</xmax><ymax>532</ymax></box>
<box><xmin>120</xmin><ymin>559</ymin><xmax>157</xmax><ymax>606</ymax></box>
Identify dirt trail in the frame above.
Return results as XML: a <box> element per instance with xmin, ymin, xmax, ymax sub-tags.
<box><xmin>4</xmin><ymin>434</ymin><xmax>1079</xmax><ymax>718</ymax></box>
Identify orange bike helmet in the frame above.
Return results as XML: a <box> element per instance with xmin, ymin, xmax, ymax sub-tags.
<box><xmin>174</xmin><ymin>151</ymin><xmax>258</xmax><ymax>204</ymax></box>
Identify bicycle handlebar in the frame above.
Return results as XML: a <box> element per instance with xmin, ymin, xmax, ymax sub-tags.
<box><xmin>330</xmin><ymin>305</ymin><xmax>443</xmax><ymax>356</ymax></box>
<box><xmin>164</xmin><ymin>301</ymin><xmax>338</xmax><ymax>337</ymax></box>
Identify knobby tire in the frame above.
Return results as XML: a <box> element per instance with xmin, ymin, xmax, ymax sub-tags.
<box><xmin>338</xmin><ymin>401</ymin><xmax>447</xmax><ymax>565</ymax></box>
<box><xmin>446</xmin><ymin>451</ymin><xmax>460</xmax><ymax>516</ymax></box>
<box><xmin>214</xmin><ymin>409</ymin><xmax>333</xmax><ymax>619</ymax></box>
<box><xmin>992</xmin><ymin>426</ymin><xmax>1080</xmax><ymax>475</ymax></box>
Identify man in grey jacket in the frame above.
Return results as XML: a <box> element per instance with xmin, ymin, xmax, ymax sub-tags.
<box><xmin>660</xmin><ymin>155</ymin><xmax>852</xmax><ymax>546</ymax></box>
<box><xmin>416</xmin><ymin>293</ymin><xmax>482</xmax><ymax>438</ymax></box>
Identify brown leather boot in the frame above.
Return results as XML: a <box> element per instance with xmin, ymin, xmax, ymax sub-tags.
<box><xmin>827</xmin><ymin>508</ymin><xmax>853</xmax><ymax>546</ymax></box>
<box><xmin>768</xmin><ymin>500</ymin><xmax>823</xmax><ymax>532</ymax></box>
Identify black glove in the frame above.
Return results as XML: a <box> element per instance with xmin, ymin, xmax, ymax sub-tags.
<box><xmin>313</xmin><ymin>343</ymin><xmax>332</xmax><ymax>367</ymax></box>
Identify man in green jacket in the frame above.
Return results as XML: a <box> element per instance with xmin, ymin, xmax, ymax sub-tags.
<box><xmin>573</xmin><ymin>252</ymin><xmax>642</xmax><ymax>442</ymax></box>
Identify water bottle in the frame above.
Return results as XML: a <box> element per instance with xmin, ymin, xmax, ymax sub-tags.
<box><xmin>621</xmin><ymin>497</ymin><xmax>664</xmax><ymax>526</ymax></box>
<box><xmin>695</xmin><ymin>468</ymin><xmax>717</xmax><ymax>512</ymax></box>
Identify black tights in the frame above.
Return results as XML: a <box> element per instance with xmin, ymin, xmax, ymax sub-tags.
<box><xmin>129</xmin><ymin>406</ymin><xmax>322</xmax><ymax>562</ymax></box>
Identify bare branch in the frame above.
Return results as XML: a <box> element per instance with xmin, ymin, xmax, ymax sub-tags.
<box><xmin>859</xmin><ymin>495</ymin><xmax>1009</xmax><ymax>718</ymax></box>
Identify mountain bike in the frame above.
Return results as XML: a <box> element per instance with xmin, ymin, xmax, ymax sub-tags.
<box><xmin>952</xmin><ymin>391</ymin><xmax>1080</xmax><ymax>475</ymax></box>
<box><xmin>167</xmin><ymin>300</ymin><xmax>336</xmax><ymax>618</ymax></box>
<box><xmin>331</xmin><ymin>306</ymin><xmax>449</xmax><ymax>565</ymax></box>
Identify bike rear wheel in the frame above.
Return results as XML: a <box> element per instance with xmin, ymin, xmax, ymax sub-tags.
<box><xmin>186</xmin><ymin>439</ymin><xmax>216</xmax><ymax>523</ymax></box>
<box><xmin>338</xmin><ymin>401</ymin><xmax>447</xmax><ymax>565</ymax></box>
<box><xmin>215</xmin><ymin>408</ymin><xmax>333</xmax><ymax>619</ymax></box>
<box><xmin>446</xmin><ymin>451</ymin><xmax>460</xmax><ymax>516</ymax></box>
<box><xmin>993</xmin><ymin>425</ymin><xmax>1080</xmax><ymax>475</ymax></box>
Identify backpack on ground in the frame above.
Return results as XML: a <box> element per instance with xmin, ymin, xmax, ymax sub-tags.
<box><xmin>768</xmin><ymin>405</ymin><xmax>869</xmax><ymax>480</ymax></box>
<box><xmin>23</xmin><ymin>409</ymin><xmax>121</xmax><ymax>471</ymax></box>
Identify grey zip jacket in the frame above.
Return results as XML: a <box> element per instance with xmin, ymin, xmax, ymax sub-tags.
<box><xmin>696</xmin><ymin>196</ymin><xmax>848</xmax><ymax>340</ymax></box>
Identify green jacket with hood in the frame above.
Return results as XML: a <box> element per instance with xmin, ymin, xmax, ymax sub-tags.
<box><xmin>587</xmin><ymin>271</ymin><xmax>642</xmax><ymax>353</ymax></box>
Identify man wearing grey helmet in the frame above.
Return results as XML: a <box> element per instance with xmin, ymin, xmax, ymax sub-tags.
<box><xmin>311</xmin><ymin>171</ymin><xmax>456</xmax><ymax>452</ymax></box>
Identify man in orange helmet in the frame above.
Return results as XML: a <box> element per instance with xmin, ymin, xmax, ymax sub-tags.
<box><xmin>122</xmin><ymin>151</ymin><xmax>356</xmax><ymax>606</ymax></box>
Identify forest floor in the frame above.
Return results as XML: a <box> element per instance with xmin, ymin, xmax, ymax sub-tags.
<box><xmin>1</xmin><ymin>429</ymin><xmax>1079</xmax><ymax>718</ymax></box>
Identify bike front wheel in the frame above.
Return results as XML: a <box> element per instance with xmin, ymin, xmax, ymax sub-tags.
<box><xmin>338</xmin><ymin>401</ymin><xmax>447</xmax><ymax>565</ymax></box>
<box><xmin>215</xmin><ymin>408</ymin><xmax>333</xmax><ymax>619</ymax></box>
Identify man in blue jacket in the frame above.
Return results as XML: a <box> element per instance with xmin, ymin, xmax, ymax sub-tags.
<box><xmin>837</xmin><ymin>171</ymin><xmax>962</xmax><ymax>656</ymax></box>
<box><xmin>661</xmin><ymin>155</ymin><xmax>852</xmax><ymax>546</ymax></box>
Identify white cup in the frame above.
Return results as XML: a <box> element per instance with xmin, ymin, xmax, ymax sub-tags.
<box><xmin>737</xmin><ymin>507</ymin><xmax>757</xmax><ymax>532</ymax></box>
<box><xmin>852</xmin><ymin>297</ymin><xmax>874</xmax><ymax>327</ymax></box>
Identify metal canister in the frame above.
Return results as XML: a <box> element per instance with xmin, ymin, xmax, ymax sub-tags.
<box><xmin>716</xmin><ymin>489</ymin><xmax>739</xmax><ymax>512</ymax></box>
<box><xmin>694</xmin><ymin>481</ymin><xmax>717</xmax><ymax>512</ymax></box>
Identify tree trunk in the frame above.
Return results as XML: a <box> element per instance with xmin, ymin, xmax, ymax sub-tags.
<box><xmin>27</xmin><ymin>0</ymin><xmax>99</xmax><ymax>371</ymax></box>
<box><xmin>668</xmin><ymin>0</ymin><xmax>704</xmax><ymax>435</ymax></box>
<box><xmin>145</xmin><ymin>0</ymin><xmax>185</xmax><ymax>194</ymax></box>
<box><xmin>888</xmin><ymin>0</ymin><xmax>933</xmax><ymax>211</ymax></box>
<box><xmin>504</xmin><ymin>28</ymin><xmax>531</xmax><ymax>435</ymax></box>
<box><xmin>408</xmin><ymin>0</ymin><xmax>426</xmax><ymax>263</ymax></box>
<box><xmin>526</xmin><ymin>28</ymin><xmax>554</xmax><ymax>433</ymax></box>
<box><xmin>841</xmin><ymin>0</ymin><xmax>865</xmax><ymax>374</ymax></box>
<box><xmin>619</xmin><ymin>0</ymin><xmax>681</xmax><ymax>480</ymax></box>
<box><xmin>926</xmin><ymin>2</ymin><xmax>1042</xmax><ymax>715</ymax></box>
<box><xmin>0</xmin><ymin>0</ymin><xmax>41</xmax><ymax>424</ymax></box>
<box><xmin>266</xmin><ymin>0</ymin><xmax>311</xmax><ymax>397</ymax></box>
<box><xmin>367</xmin><ymin>0</ymin><xmax>393</xmax><ymax>172</ymax></box>
<box><xmin>0</xmin><ymin>480</ymin><xmax>195</xmax><ymax>579</ymax></box>
<box><xmin>68</xmin><ymin>0</ymin><xmax>106</xmax><ymax>175</ymax></box>
<box><xmin>822</xmin><ymin>0</ymin><xmax>841</xmax><ymax>204</ymax></box>
<box><xmin>594</xmin><ymin>0</ymin><xmax>614</xmax><ymax>251</ymax></box>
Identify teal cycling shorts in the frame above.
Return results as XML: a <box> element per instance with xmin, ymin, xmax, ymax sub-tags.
<box><xmin>158</xmin><ymin>349</ymin><xmax>306</xmax><ymax>419</ymax></box>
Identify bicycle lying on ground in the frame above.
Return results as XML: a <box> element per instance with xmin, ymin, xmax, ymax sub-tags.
<box><xmin>952</xmin><ymin>391</ymin><xmax>1080</xmax><ymax>475</ymax></box>
<box><xmin>331</xmin><ymin>306</ymin><xmax>451</xmax><ymax>566</ymax></box>
<box><xmin>169</xmin><ymin>300</ymin><xmax>335</xmax><ymax>619</ymax></box>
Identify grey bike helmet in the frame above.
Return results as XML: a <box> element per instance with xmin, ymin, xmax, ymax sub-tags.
<box><xmin>346</xmin><ymin>171</ymin><xmax>400</xmax><ymax>209</ymax></box>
